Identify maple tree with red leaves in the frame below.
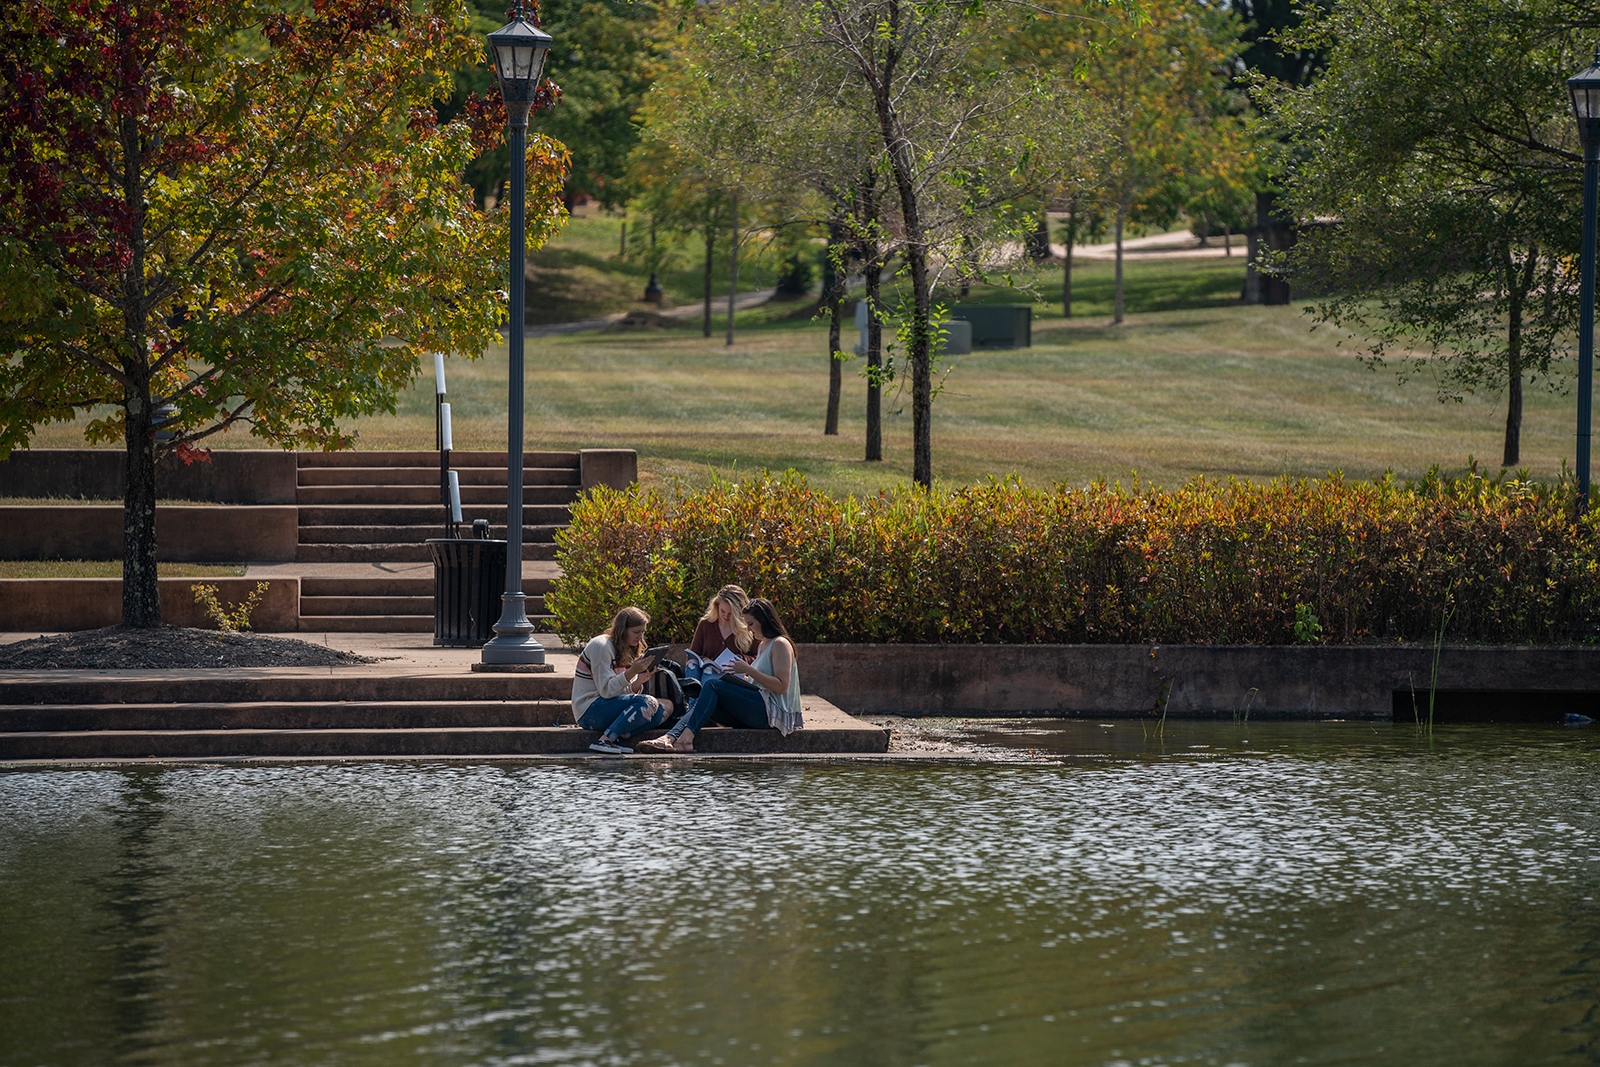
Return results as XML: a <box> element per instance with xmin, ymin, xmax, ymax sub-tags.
<box><xmin>0</xmin><ymin>0</ymin><xmax>566</xmax><ymax>626</ymax></box>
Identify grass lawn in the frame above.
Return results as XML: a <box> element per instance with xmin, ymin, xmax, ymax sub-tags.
<box><xmin>0</xmin><ymin>561</ymin><xmax>247</xmax><ymax>578</ymax></box>
<box><xmin>23</xmin><ymin>250</ymin><xmax>1579</xmax><ymax>498</ymax></box>
<box><xmin>521</xmin><ymin>207</ymin><xmax>787</xmax><ymax>325</ymax></box>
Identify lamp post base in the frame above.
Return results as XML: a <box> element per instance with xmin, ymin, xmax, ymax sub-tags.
<box><xmin>480</xmin><ymin>592</ymin><xmax>548</xmax><ymax>665</ymax></box>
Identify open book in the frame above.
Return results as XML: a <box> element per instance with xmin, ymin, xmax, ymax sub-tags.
<box><xmin>685</xmin><ymin>646</ymin><xmax>758</xmax><ymax>688</ymax></box>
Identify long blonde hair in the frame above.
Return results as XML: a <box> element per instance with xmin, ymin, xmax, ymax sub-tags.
<box><xmin>606</xmin><ymin>606</ymin><xmax>650</xmax><ymax>666</ymax></box>
<box><xmin>699</xmin><ymin>584</ymin><xmax>752</xmax><ymax>652</ymax></box>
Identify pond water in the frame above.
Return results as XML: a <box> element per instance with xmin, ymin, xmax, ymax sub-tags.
<box><xmin>3</xmin><ymin>721</ymin><xmax>1600</xmax><ymax>1067</ymax></box>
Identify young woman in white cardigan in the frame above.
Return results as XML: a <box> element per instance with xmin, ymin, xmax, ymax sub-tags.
<box><xmin>572</xmin><ymin>606</ymin><xmax>674</xmax><ymax>755</ymax></box>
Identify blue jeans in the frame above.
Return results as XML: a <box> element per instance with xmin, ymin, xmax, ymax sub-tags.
<box><xmin>668</xmin><ymin>676</ymin><xmax>767</xmax><ymax>739</ymax></box>
<box><xmin>578</xmin><ymin>694</ymin><xmax>666</xmax><ymax>739</ymax></box>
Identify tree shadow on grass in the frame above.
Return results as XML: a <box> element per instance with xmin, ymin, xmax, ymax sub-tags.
<box><xmin>524</xmin><ymin>246</ymin><xmax>640</xmax><ymax>324</ymax></box>
<box><xmin>1034</xmin><ymin>317</ymin><xmax>1230</xmax><ymax>345</ymax></box>
<box><xmin>946</xmin><ymin>258</ymin><xmax>1247</xmax><ymax>319</ymax></box>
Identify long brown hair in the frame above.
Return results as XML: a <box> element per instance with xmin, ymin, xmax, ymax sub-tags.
<box><xmin>698</xmin><ymin>584</ymin><xmax>752</xmax><ymax>652</ymax></box>
<box><xmin>743</xmin><ymin>598</ymin><xmax>790</xmax><ymax>646</ymax></box>
<box><xmin>605</xmin><ymin>606</ymin><xmax>650</xmax><ymax>666</ymax></box>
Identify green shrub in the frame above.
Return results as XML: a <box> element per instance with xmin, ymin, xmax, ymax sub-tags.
<box><xmin>546</xmin><ymin>470</ymin><xmax>1600</xmax><ymax>646</ymax></box>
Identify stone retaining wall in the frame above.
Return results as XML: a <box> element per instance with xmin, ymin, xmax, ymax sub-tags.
<box><xmin>797</xmin><ymin>643</ymin><xmax>1600</xmax><ymax>719</ymax></box>
<box><xmin>0</xmin><ymin>506</ymin><xmax>298</xmax><ymax>562</ymax></box>
<box><xmin>0</xmin><ymin>577</ymin><xmax>299</xmax><ymax>632</ymax></box>
<box><xmin>578</xmin><ymin>450</ymin><xmax>638</xmax><ymax>492</ymax></box>
<box><xmin>0</xmin><ymin>449</ymin><xmax>297</xmax><ymax>504</ymax></box>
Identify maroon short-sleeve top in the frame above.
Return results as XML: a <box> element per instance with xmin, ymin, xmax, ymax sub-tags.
<box><xmin>689</xmin><ymin>618</ymin><xmax>751</xmax><ymax>661</ymax></box>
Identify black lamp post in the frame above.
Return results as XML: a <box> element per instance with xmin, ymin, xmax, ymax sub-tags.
<box><xmin>1569</xmin><ymin>50</ymin><xmax>1600</xmax><ymax>519</ymax></box>
<box><xmin>482</xmin><ymin>9</ymin><xmax>553</xmax><ymax>667</ymax></box>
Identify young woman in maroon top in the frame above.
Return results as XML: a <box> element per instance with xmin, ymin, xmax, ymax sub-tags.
<box><xmin>688</xmin><ymin>584</ymin><xmax>754</xmax><ymax>667</ymax></box>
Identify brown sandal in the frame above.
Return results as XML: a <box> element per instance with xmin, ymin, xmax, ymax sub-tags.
<box><xmin>636</xmin><ymin>735</ymin><xmax>678</xmax><ymax>753</ymax></box>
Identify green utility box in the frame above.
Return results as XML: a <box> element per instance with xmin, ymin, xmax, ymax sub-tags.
<box><xmin>950</xmin><ymin>305</ymin><xmax>1032</xmax><ymax>349</ymax></box>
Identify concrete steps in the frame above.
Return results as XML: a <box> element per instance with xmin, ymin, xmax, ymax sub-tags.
<box><xmin>297</xmin><ymin>466</ymin><xmax>581</xmax><ymax>487</ymax></box>
<box><xmin>0</xmin><ymin>672</ymin><xmax>571</xmax><ymax>704</ymax></box>
<box><xmin>301</xmin><ymin>595</ymin><xmax>433</xmax><ymax>615</ymax></box>
<box><xmin>292</xmin><ymin>451</ymin><xmax>580</xmax><ymax>630</ymax></box>
<box><xmin>299</xmin><ymin>524</ymin><xmax>563</xmax><ymax>547</ymax></box>
<box><xmin>296</xmin><ymin>484</ymin><xmax>577</xmax><ymax>505</ymax></box>
<box><xmin>297</xmin><ymin>450</ymin><xmax>580</xmax><ymax>467</ymax></box>
<box><xmin>0</xmin><ymin>700</ymin><xmax>571</xmax><ymax>732</ymax></box>
<box><xmin>0</xmin><ymin>665</ymin><xmax>889</xmax><ymax>759</ymax></box>
<box><xmin>293</xmin><ymin>542</ymin><xmax>558</xmax><ymax>563</ymax></box>
<box><xmin>301</xmin><ymin>576</ymin><xmax>433</xmax><ymax>598</ymax></box>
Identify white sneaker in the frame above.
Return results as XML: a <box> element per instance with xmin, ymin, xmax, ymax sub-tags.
<box><xmin>588</xmin><ymin>737</ymin><xmax>631</xmax><ymax>755</ymax></box>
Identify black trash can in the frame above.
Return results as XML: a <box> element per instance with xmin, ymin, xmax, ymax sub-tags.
<box><xmin>428</xmin><ymin>538</ymin><xmax>507</xmax><ymax>647</ymax></box>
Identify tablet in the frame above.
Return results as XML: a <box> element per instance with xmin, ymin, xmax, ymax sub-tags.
<box><xmin>636</xmin><ymin>644</ymin><xmax>673</xmax><ymax>669</ymax></box>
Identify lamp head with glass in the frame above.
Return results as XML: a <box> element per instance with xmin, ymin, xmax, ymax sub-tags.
<box><xmin>487</xmin><ymin>11</ymin><xmax>553</xmax><ymax>124</ymax></box>
<box><xmin>1569</xmin><ymin>48</ymin><xmax>1600</xmax><ymax>153</ymax></box>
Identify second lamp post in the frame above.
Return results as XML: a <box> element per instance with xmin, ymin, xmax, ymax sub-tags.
<box><xmin>482</xmin><ymin>9</ymin><xmax>553</xmax><ymax>666</ymax></box>
<box><xmin>1569</xmin><ymin>51</ymin><xmax>1600</xmax><ymax>519</ymax></box>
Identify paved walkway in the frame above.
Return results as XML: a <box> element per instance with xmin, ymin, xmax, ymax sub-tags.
<box><xmin>1065</xmin><ymin>229</ymin><xmax>1241</xmax><ymax>262</ymax></box>
<box><xmin>0</xmin><ymin>629</ymin><xmax>580</xmax><ymax>663</ymax></box>
<box><xmin>242</xmin><ymin>560</ymin><xmax>563</xmax><ymax>583</ymax></box>
<box><xmin>521</xmin><ymin>287</ymin><xmax>779</xmax><ymax>338</ymax></box>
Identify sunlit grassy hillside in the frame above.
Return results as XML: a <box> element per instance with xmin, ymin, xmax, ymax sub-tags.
<box><xmin>23</xmin><ymin>250</ymin><xmax>1575</xmax><ymax>498</ymax></box>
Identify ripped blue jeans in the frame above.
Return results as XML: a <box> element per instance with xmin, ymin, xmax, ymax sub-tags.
<box><xmin>578</xmin><ymin>694</ymin><xmax>666</xmax><ymax>740</ymax></box>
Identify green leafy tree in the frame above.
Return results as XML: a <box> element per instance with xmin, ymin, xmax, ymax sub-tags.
<box><xmin>637</xmin><ymin>3</ymin><xmax>903</xmax><ymax>457</ymax></box>
<box><xmin>0</xmin><ymin>0</ymin><xmax>567</xmax><ymax>626</ymax></box>
<box><xmin>454</xmin><ymin>0</ymin><xmax>661</xmax><ymax>208</ymax></box>
<box><xmin>1266</xmin><ymin>0</ymin><xmax>1597</xmax><ymax>467</ymax></box>
<box><xmin>1229</xmin><ymin>0</ymin><xmax>1328</xmax><ymax>88</ymax></box>
<box><xmin>708</xmin><ymin>0</ymin><xmax>1052</xmax><ymax>487</ymax></box>
<box><xmin>624</xmin><ymin>126</ymin><xmax>735</xmax><ymax>336</ymax></box>
<box><xmin>1042</xmin><ymin>0</ymin><xmax>1247</xmax><ymax>324</ymax></box>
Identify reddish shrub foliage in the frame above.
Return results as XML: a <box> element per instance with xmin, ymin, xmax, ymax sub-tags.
<box><xmin>547</xmin><ymin>472</ymin><xmax>1600</xmax><ymax>647</ymax></box>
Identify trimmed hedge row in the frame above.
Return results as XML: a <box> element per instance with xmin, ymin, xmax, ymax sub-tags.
<box><xmin>546</xmin><ymin>472</ymin><xmax>1600</xmax><ymax>646</ymax></box>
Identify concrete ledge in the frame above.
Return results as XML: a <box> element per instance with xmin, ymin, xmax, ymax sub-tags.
<box><xmin>0</xmin><ymin>578</ymin><xmax>299</xmax><ymax>632</ymax></box>
<box><xmin>0</xmin><ymin>505</ymin><xmax>297</xmax><ymax>561</ymax></box>
<box><xmin>797</xmin><ymin>643</ymin><xmax>1600</xmax><ymax>720</ymax></box>
<box><xmin>0</xmin><ymin>449</ymin><xmax>297</xmax><ymax>504</ymax></box>
<box><xmin>0</xmin><ymin>670</ymin><xmax>571</xmax><ymax>705</ymax></box>
<box><xmin>579</xmin><ymin>449</ymin><xmax>637</xmax><ymax>492</ymax></box>
<box><xmin>0</xmin><ymin>696</ymin><xmax>886</xmax><ymax>759</ymax></box>
<box><xmin>0</xmin><ymin>700</ymin><xmax>571</xmax><ymax>733</ymax></box>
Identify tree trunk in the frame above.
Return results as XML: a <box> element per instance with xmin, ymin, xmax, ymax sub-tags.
<box><xmin>1502</xmin><ymin>247</ymin><xmax>1537</xmax><ymax>468</ymax></box>
<box><xmin>122</xmin><ymin>390</ymin><xmax>160</xmax><ymax>627</ymax></box>
<box><xmin>875</xmin><ymin>100</ymin><xmax>932</xmax><ymax>486</ymax></box>
<box><xmin>1503</xmin><ymin>356</ymin><xmax>1523</xmax><ymax>468</ymax></box>
<box><xmin>118</xmin><ymin>110</ymin><xmax>160</xmax><ymax>627</ymax></box>
<box><xmin>823</xmin><ymin>228</ymin><xmax>843</xmax><ymax>436</ymax></box>
<box><xmin>1113</xmin><ymin>204</ymin><xmax>1126</xmax><ymax>325</ymax></box>
<box><xmin>703</xmin><ymin>222</ymin><xmax>714</xmax><ymax>338</ymax></box>
<box><xmin>1062</xmin><ymin>204</ymin><xmax>1077</xmax><ymax>318</ymax></box>
<box><xmin>1224</xmin><ymin>223</ymin><xmax>1231</xmax><ymax>257</ymax></box>
<box><xmin>725</xmin><ymin>192</ymin><xmax>738</xmax><ymax>347</ymax></box>
<box><xmin>864</xmin><ymin>256</ymin><xmax>882</xmax><ymax>462</ymax></box>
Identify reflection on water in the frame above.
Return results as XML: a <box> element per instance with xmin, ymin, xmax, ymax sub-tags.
<box><xmin>3</xmin><ymin>723</ymin><xmax>1600</xmax><ymax>1066</ymax></box>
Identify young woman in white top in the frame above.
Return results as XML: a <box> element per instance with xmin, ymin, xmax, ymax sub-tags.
<box><xmin>572</xmin><ymin>606</ymin><xmax>674</xmax><ymax>755</ymax></box>
<box><xmin>638</xmin><ymin>597</ymin><xmax>802</xmax><ymax>753</ymax></box>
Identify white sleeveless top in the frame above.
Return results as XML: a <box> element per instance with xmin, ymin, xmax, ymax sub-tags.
<box><xmin>752</xmin><ymin>638</ymin><xmax>803</xmax><ymax>735</ymax></box>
